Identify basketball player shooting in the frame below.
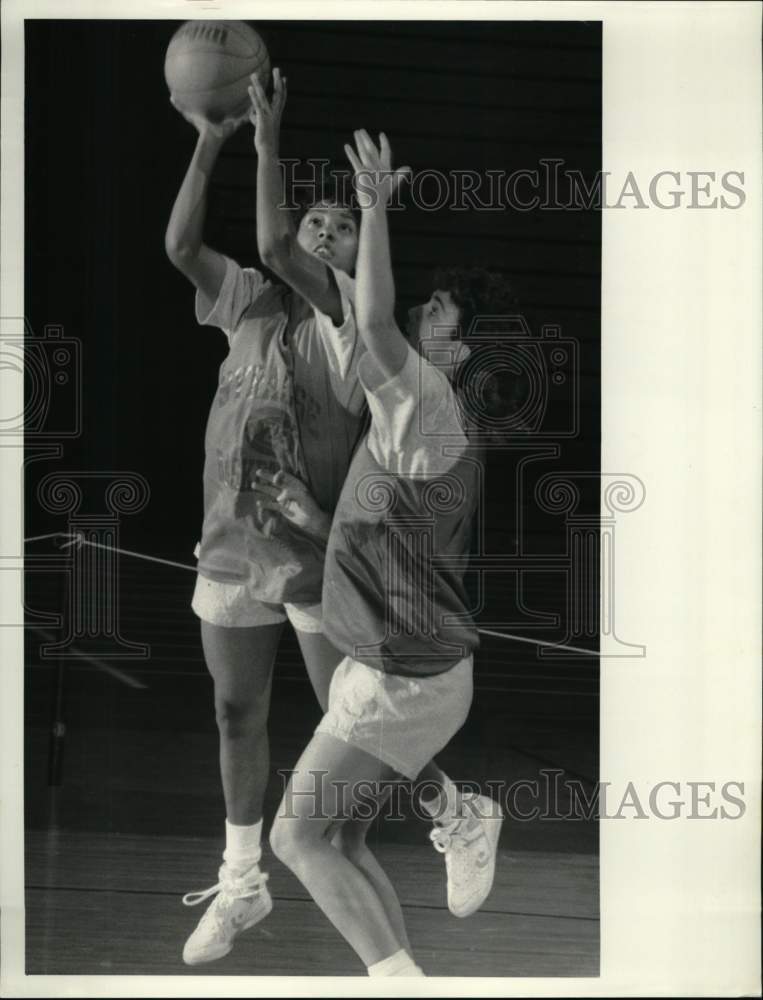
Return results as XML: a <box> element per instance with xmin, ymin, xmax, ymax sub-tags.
<box><xmin>165</xmin><ymin>59</ymin><xmax>368</xmax><ymax>965</ymax></box>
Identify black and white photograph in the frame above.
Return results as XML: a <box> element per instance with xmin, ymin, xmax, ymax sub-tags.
<box><xmin>1</xmin><ymin>1</ymin><xmax>760</xmax><ymax>995</ymax></box>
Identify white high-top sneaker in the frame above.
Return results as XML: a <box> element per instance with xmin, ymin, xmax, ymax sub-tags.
<box><xmin>181</xmin><ymin>862</ymin><xmax>272</xmax><ymax>965</ymax></box>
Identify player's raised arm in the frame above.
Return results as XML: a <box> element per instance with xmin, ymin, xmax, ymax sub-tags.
<box><xmin>344</xmin><ymin>130</ymin><xmax>411</xmax><ymax>381</ymax></box>
<box><xmin>249</xmin><ymin>70</ymin><xmax>346</xmax><ymax>325</ymax></box>
<box><xmin>164</xmin><ymin>104</ymin><xmax>246</xmax><ymax>302</ymax></box>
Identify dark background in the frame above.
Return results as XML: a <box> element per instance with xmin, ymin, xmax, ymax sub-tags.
<box><xmin>24</xmin><ymin>20</ymin><xmax>601</xmax><ymax>822</ymax></box>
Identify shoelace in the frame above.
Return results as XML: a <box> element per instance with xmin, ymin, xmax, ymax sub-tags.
<box><xmin>429</xmin><ymin>817</ymin><xmax>466</xmax><ymax>854</ymax></box>
<box><xmin>182</xmin><ymin>867</ymin><xmax>269</xmax><ymax>907</ymax></box>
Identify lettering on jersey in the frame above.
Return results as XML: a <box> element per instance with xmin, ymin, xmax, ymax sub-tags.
<box><xmin>215</xmin><ymin>364</ymin><xmax>291</xmax><ymax>408</ymax></box>
<box><xmin>215</xmin><ymin>408</ymin><xmax>302</xmax><ymax>490</ymax></box>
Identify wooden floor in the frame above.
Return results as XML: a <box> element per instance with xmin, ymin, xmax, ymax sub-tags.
<box><xmin>26</xmin><ymin>829</ymin><xmax>598</xmax><ymax>977</ymax></box>
<box><xmin>22</xmin><ymin>556</ymin><xmax>600</xmax><ymax>978</ymax></box>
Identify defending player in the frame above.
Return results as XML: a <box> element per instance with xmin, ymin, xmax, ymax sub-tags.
<box><xmin>267</xmin><ymin>130</ymin><xmax>514</xmax><ymax>976</ymax></box>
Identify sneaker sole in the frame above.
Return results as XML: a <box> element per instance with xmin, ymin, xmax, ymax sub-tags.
<box><xmin>182</xmin><ymin>895</ymin><xmax>274</xmax><ymax>966</ymax></box>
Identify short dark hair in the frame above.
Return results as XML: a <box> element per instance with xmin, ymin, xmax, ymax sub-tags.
<box><xmin>292</xmin><ymin>176</ymin><xmax>361</xmax><ymax>229</ymax></box>
<box><xmin>432</xmin><ymin>266</ymin><xmax>518</xmax><ymax>337</ymax></box>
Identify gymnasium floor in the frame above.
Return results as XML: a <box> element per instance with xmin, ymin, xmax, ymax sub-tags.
<box><xmin>23</xmin><ymin>557</ymin><xmax>599</xmax><ymax>978</ymax></box>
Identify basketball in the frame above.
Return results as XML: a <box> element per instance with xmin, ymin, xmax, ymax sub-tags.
<box><xmin>164</xmin><ymin>21</ymin><xmax>270</xmax><ymax>123</ymax></box>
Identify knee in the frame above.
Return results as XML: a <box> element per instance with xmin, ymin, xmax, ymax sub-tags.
<box><xmin>213</xmin><ymin>694</ymin><xmax>265</xmax><ymax>741</ymax></box>
<box><xmin>269</xmin><ymin>815</ymin><xmax>310</xmax><ymax>871</ymax></box>
<box><xmin>333</xmin><ymin>822</ymin><xmax>369</xmax><ymax>865</ymax></box>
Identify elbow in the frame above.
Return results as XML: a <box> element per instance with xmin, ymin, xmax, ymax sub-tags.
<box><xmin>164</xmin><ymin>231</ymin><xmax>195</xmax><ymax>268</ymax></box>
<box><xmin>258</xmin><ymin>243</ymin><xmax>278</xmax><ymax>270</ymax></box>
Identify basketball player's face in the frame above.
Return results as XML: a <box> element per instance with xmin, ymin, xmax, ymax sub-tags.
<box><xmin>297</xmin><ymin>203</ymin><xmax>359</xmax><ymax>274</ymax></box>
<box><xmin>407</xmin><ymin>290</ymin><xmax>471</xmax><ymax>372</ymax></box>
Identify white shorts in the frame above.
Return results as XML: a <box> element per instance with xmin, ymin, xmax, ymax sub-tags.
<box><xmin>316</xmin><ymin>655</ymin><xmax>473</xmax><ymax>780</ymax></box>
<box><xmin>191</xmin><ymin>575</ymin><xmax>323</xmax><ymax>634</ymax></box>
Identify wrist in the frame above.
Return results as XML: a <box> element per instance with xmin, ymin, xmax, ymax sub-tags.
<box><xmin>196</xmin><ymin>125</ymin><xmax>224</xmax><ymax>147</ymax></box>
<box><xmin>195</xmin><ymin>131</ymin><xmax>224</xmax><ymax>169</ymax></box>
<box><xmin>362</xmin><ymin>199</ymin><xmax>388</xmax><ymax>218</ymax></box>
<box><xmin>255</xmin><ymin>139</ymin><xmax>280</xmax><ymax>159</ymax></box>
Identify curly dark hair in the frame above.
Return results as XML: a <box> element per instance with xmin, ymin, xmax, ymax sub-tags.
<box><xmin>432</xmin><ymin>266</ymin><xmax>519</xmax><ymax>337</ymax></box>
<box><xmin>433</xmin><ymin>266</ymin><xmax>529</xmax><ymax>437</ymax></box>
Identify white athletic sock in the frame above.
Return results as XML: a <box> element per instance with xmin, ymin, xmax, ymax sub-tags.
<box><xmin>421</xmin><ymin>772</ymin><xmax>461</xmax><ymax>822</ymax></box>
<box><xmin>367</xmin><ymin>949</ymin><xmax>424</xmax><ymax>977</ymax></box>
<box><xmin>223</xmin><ymin>818</ymin><xmax>263</xmax><ymax>872</ymax></box>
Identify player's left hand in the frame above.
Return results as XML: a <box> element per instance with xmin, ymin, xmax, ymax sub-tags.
<box><xmin>170</xmin><ymin>95</ymin><xmax>248</xmax><ymax>142</ymax></box>
<box><xmin>344</xmin><ymin>129</ymin><xmax>411</xmax><ymax>210</ymax></box>
<box><xmin>252</xmin><ymin>468</ymin><xmax>331</xmax><ymax>540</ymax></box>
<box><xmin>248</xmin><ymin>67</ymin><xmax>287</xmax><ymax>156</ymax></box>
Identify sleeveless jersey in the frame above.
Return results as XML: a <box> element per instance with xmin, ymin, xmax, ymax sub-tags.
<box><xmin>196</xmin><ymin>256</ymin><xmax>365</xmax><ymax>604</ymax></box>
<box><xmin>323</xmin><ymin>346</ymin><xmax>480</xmax><ymax>677</ymax></box>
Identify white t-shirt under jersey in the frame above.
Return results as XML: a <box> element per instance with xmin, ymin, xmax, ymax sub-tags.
<box><xmin>358</xmin><ymin>343</ymin><xmax>468</xmax><ymax>478</ymax></box>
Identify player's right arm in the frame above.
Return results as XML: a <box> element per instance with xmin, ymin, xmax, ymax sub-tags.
<box><xmin>248</xmin><ymin>70</ymin><xmax>347</xmax><ymax>325</ymax></box>
<box><xmin>344</xmin><ymin>130</ymin><xmax>411</xmax><ymax>381</ymax></box>
<box><xmin>164</xmin><ymin>104</ymin><xmax>246</xmax><ymax>302</ymax></box>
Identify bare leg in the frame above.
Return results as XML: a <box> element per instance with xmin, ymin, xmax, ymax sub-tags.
<box><xmin>296</xmin><ymin>632</ymin><xmax>412</xmax><ymax>950</ymax></box>
<box><xmin>270</xmin><ymin>732</ymin><xmax>408</xmax><ymax>967</ymax></box>
<box><xmin>418</xmin><ymin>759</ymin><xmax>448</xmax><ymax>786</ymax></box>
<box><xmin>294</xmin><ymin>632</ymin><xmax>452</xmax><ymax>942</ymax></box>
<box><xmin>201</xmin><ymin>620</ymin><xmax>283</xmax><ymax>825</ymax></box>
<box><xmin>416</xmin><ymin>759</ymin><xmax>456</xmax><ymax>815</ymax></box>
<box><xmin>294</xmin><ymin>629</ymin><xmax>343</xmax><ymax>712</ymax></box>
<box><xmin>333</xmin><ymin>815</ymin><xmax>413</xmax><ymax>955</ymax></box>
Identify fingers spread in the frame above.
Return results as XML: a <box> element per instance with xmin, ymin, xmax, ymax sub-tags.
<box><xmin>345</xmin><ymin>143</ymin><xmax>363</xmax><ymax>173</ymax></box>
<box><xmin>248</xmin><ymin>88</ymin><xmax>262</xmax><ymax>115</ymax></box>
<box><xmin>352</xmin><ymin>130</ymin><xmax>374</xmax><ymax>166</ymax></box>
<box><xmin>252</xmin><ymin>482</ymin><xmax>280</xmax><ymax>500</ymax></box>
<box><xmin>275</xmin><ymin>469</ymin><xmax>299</xmax><ymax>490</ymax></box>
<box><xmin>254</xmin><ymin>467</ymin><xmax>281</xmax><ymax>486</ymax></box>
<box><xmin>253</xmin><ymin>469</ymin><xmax>299</xmax><ymax>507</ymax></box>
<box><xmin>355</xmin><ymin>128</ymin><xmax>379</xmax><ymax>163</ymax></box>
<box><xmin>249</xmin><ymin>74</ymin><xmax>268</xmax><ymax>112</ymax></box>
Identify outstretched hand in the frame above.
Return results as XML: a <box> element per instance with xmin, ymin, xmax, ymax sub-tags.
<box><xmin>344</xmin><ymin>129</ymin><xmax>411</xmax><ymax>210</ymax></box>
<box><xmin>170</xmin><ymin>96</ymin><xmax>249</xmax><ymax>142</ymax></box>
<box><xmin>252</xmin><ymin>468</ymin><xmax>331</xmax><ymax>540</ymax></box>
<box><xmin>248</xmin><ymin>67</ymin><xmax>287</xmax><ymax>155</ymax></box>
